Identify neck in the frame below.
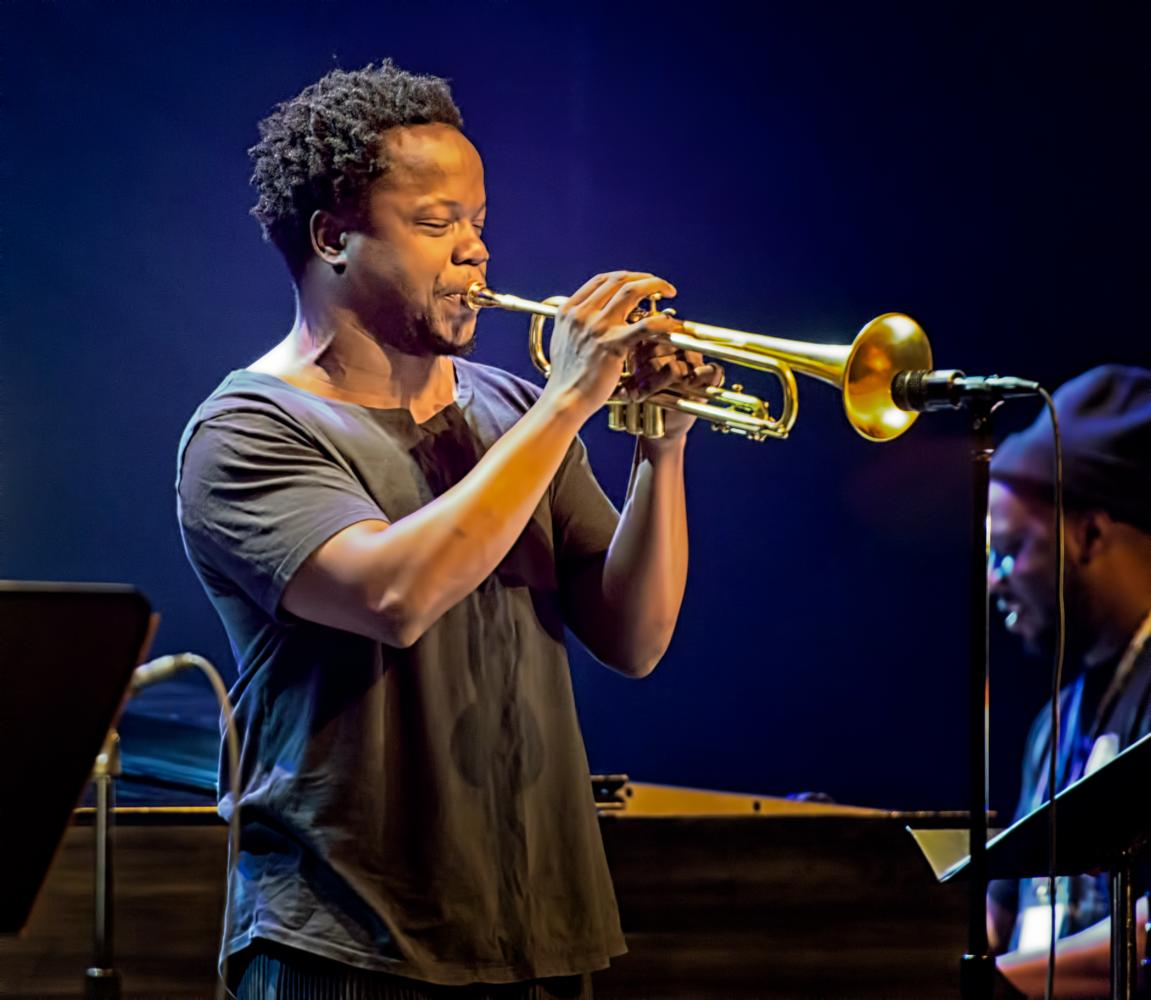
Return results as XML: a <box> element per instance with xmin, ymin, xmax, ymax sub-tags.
<box><xmin>1083</xmin><ymin>592</ymin><xmax>1151</xmax><ymax>669</ymax></box>
<box><xmin>252</xmin><ymin>286</ymin><xmax>456</xmax><ymax>421</ymax></box>
<box><xmin>1074</xmin><ymin>528</ymin><xmax>1151</xmax><ymax>668</ymax></box>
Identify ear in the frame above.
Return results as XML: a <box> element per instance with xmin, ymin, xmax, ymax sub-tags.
<box><xmin>308</xmin><ymin>210</ymin><xmax>349</xmax><ymax>273</ymax></box>
<box><xmin>1070</xmin><ymin>509</ymin><xmax>1109</xmax><ymax>565</ymax></box>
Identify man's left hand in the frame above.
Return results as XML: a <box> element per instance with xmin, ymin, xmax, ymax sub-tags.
<box><xmin>620</xmin><ymin>340</ymin><xmax>724</xmax><ymax>441</ymax></box>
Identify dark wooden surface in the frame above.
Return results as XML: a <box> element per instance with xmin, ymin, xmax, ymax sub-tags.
<box><xmin>0</xmin><ymin>810</ymin><xmax>972</xmax><ymax>999</ymax></box>
<box><xmin>598</xmin><ymin>814</ymin><xmax>967</xmax><ymax>998</ymax></box>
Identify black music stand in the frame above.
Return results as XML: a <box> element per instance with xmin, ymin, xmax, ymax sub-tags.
<box><xmin>0</xmin><ymin>583</ymin><xmax>153</xmax><ymax>954</ymax></box>
<box><xmin>937</xmin><ymin>730</ymin><xmax>1151</xmax><ymax>1000</ymax></box>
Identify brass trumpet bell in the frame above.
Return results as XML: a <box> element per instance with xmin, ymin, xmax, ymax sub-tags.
<box><xmin>687</xmin><ymin>311</ymin><xmax>933</xmax><ymax>442</ymax></box>
<box><xmin>843</xmin><ymin>314</ymin><xmax>935</xmax><ymax>442</ymax></box>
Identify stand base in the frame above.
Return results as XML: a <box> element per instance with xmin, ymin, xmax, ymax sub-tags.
<box><xmin>85</xmin><ymin>966</ymin><xmax>121</xmax><ymax>1000</ymax></box>
<box><xmin>960</xmin><ymin>953</ymin><xmax>996</xmax><ymax>1000</ymax></box>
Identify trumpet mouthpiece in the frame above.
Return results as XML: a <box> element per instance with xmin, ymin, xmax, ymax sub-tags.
<box><xmin>465</xmin><ymin>282</ymin><xmax>494</xmax><ymax>311</ymax></box>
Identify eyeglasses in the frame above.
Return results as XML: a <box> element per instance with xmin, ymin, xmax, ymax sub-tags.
<box><xmin>988</xmin><ymin>548</ymin><xmax>1016</xmax><ymax>583</ymax></box>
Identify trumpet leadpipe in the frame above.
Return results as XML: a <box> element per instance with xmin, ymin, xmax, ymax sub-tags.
<box><xmin>466</xmin><ymin>285</ymin><xmax>559</xmax><ymax>318</ymax></box>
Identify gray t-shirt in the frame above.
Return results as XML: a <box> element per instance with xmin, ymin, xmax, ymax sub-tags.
<box><xmin>176</xmin><ymin>358</ymin><xmax>626</xmax><ymax>985</ymax></box>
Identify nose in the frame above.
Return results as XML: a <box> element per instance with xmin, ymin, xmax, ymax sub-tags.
<box><xmin>453</xmin><ymin>223</ymin><xmax>489</xmax><ymax>268</ymax></box>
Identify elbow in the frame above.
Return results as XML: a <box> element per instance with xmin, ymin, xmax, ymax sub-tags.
<box><xmin>604</xmin><ymin>639</ymin><xmax>668</xmax><ymax>679</ymax></box>
<box><xmin>381</xmin><ymin>622</ymin><xmax>423</xmax><ymax>650</ymax></box>
<box><xmin>584</xmin><ymin>614</ymin><xmax>675</xmax><ymax>678</ymax></box>
<box><xmin>616</xmin><ymin>615</ymin><xmax>677</xmax><ymax>677</ymax></box>
<box><xmin>371</xmin><ymin>588</ymin><xmax>430</xmax><ymax>649</ymax></box>
<box><xmin>616</xmin><ymin>657</ymin><xmax>661</xmax><ymax>679</ymax></box>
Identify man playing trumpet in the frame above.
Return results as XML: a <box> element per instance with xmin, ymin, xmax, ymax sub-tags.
<box><xmin>177</xmin><ymin>59</ymin><xmax>719</xmax><ymax>998</ymax></box>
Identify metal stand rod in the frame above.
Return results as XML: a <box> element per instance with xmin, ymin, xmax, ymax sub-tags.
<box><xmin>1142</xmin><ymin>889</ymin><xmax>1151</xmax><ymax>998</ymax></box>
<box><xmin>960</xmin><ymin>403</ymin><xmax>996</xmax><ymax>1000</ymax></box>
<box><xmin>1111</xmin><ymin>853</ymin><xmax>1137</xmax><ymax>1000</ymax></box>
<box><xmin>86</xmin><ymin>729</ymin><xmax>121</xmax><ymax>1000</ymax></box>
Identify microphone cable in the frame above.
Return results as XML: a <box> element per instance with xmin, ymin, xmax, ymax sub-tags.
<box><xmin>131</xmin><ymin>653</ymin><xmax>240</xmax><ymax>1000</ymax></box>
<box><xmin>1039</xmin><ymin>389</ymin><xmax>1066</xmax><ymax>1000</ymax></box>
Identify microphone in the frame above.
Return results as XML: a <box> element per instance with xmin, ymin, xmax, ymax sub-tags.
<box><xmin>891</xmin><ymin>370</ymin><xmax>1041</xmax><ymax>412</ymax></box>
<box><xmin>130</xmin><ymin>653</ymin><xmax>201</xmax><ymax>693</ymax></box>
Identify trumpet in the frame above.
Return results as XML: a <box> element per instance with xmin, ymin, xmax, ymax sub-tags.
<box><xmin>465</xmin><ymin>283</ymin><xmax>933</xmax><ymax>443</ymax></box>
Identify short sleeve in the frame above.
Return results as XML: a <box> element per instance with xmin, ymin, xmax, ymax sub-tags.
<box><xmin>550</xmin><ymin>434</ymin><xmax>619</xmax><ymax>569</ymax></box>
<box><xmin>178</xmin><ymin>409</ymin><xmax>386</xmax><ymax>619</ymax></box>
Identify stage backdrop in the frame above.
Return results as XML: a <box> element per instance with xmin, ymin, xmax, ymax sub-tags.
<box><xmin>2</xmin><ymin>1</ymin><xmax>1147</xmax><ymax>817</ymax></box>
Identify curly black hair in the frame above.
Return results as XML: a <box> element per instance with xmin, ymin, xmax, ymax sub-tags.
<box><xmin>249</xmin><ymin>60</ymin><xmax>464</xmax><ymax>279</ymax></box>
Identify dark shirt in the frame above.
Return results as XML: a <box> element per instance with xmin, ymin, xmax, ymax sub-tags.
<box><xmin>991</xmin><ymin>641</ymin><xmax>1151</xmax><ymax>946</ymax></box>
<box><xmin>176</xmin><ymin>360</ymin><xmax>627</xmax><ymax>984</ymax></box>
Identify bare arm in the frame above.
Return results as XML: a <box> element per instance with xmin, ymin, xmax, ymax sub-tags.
<box><xmin>561</xmin><ymin>343</ymin><xmax>721</xmax><ymax>677</ymax></box>
<box><xmin>282</xmin><ymin>389</ymin><xmax>588</xmax><ymax>647</ymax></box>
<box><xmin>562</xmin><ymin>436</ymin><xmax>688</xmax><ymax>676</ymax></box>
<box><xmin>281</xmin><ymin>272</ymin><xmax>681</xmax><ymax>648</ymax></box>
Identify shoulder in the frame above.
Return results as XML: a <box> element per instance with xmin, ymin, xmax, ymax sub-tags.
<box><xmin>179</xmin><ymin>370</ymin><xmax>346</xmax><ymax>448</ymax></box>
<box><xmin>1024</xmin><ymin>678</ymin><xmax>1081</xmax><ymax>747</ymax></box>
<box><xmin>176</xmin><ymin>371</ymin><xmax>344</xmax><ymax>485</ymax></box>
<box><xmin>1020</xmin><ymin>678</ymin><xmax>1081</xmax><ymax>778</ymax></box>
<box><xmin>456</xmin><ymin>358</ymin><xmax>543</xmax><ymax>415</ymax></box>
<box><xmin>184</xmin><ymin>369</ymin><xmax>324</xmax><ymax>423</ymax></box>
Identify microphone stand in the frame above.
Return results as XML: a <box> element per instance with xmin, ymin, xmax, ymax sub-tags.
<box><xmin>86</xmin><ymin>728</ymin><xmax>122</xmax><ymax>1000</ymax></box>
<box><xmin>891</xmin><ymin>371</ymin><xmax>1042</xmax><ymax>998</ymax></box>
<box><xmin>960</xmin><ymin>398</ymin><xmax>997</xmax><ymax>1000</ymax></box>
<box><xmin>77</xmin><ymin>654</ymin><xmax>207</xmax><ymax>1000</ymax></box>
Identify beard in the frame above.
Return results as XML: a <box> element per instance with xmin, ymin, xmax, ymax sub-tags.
<box><xmin>412</xmin><ymin>320</ymin><xmax>478</xmax><ymax>358</ymax></box>
<box><xmin>377</xmin><ymin>297</ymin><xmax>479</xmax><ymax>358</ymax></box>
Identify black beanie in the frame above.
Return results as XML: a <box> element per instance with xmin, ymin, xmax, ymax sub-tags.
<box><xmin>990</xmin><ymin>365</ymin><xmax>1151</xmax><ymax>534</ymax></box>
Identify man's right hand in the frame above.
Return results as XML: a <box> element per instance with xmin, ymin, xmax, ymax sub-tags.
<box><xmin>542</xmin><ymin>271</ymin><xmax>681</xmax><ymax>421</ymax></box>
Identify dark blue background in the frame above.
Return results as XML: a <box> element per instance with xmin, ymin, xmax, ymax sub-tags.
<box><xmin>3</xmin><ymin>1</ymin><xmax>1147</xmax><ymax>816</ymax></box>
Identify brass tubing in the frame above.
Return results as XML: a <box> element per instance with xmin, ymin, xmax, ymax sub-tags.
<box><xmin>678</xmin><ymin>323</ymin><xmax>850</xmax><ymax>384</ymax></box>
<box><xmin>465</xmin><ymin>283</ymin><xmax>931</xmax><ymax>442</ymax></box>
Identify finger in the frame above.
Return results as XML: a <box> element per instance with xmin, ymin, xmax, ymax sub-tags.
<box><xmin>599</xmin><ymin>277</ymin><xmax>677</xmax><ymax>323</ymax></box>
<box><xmin>636</xmin><ymin>345</ymin><xmax>721</xmax><ymax>387</ymax></box>
<box><xmin>572</xmin><ymin>272</ymin><xmax>674</xmax><ymax>322</ymax></box>
<box><xmin>634</xmin><ymin>352</ymin><xmax>694</xmax><ymax>382</ymax></box>
<box><xmin>568</xmin><ymin>270</ymin><xmax>653</xmax><ymax>310</ymax></box>
<box><xmin>562</xmin><ymin>272</ymin><xmax>617</xmax><ymax>311</ymax></box>
<box><xmin>684</xmin><ymin>362</ymin><xmax>725</xmax><ymax>390</ymax></box>
<box><xmin>620</xmin><ymin>369</ymin><xmax>681</xmax><ymax>401</ymax></box>
<box><xmin>631</xmin><ymin>340</ymin><xmax>684</xmax><ymax>362</ymax></box>
<box><xmin>628</xmin><ymin>353</ymin><xmax>695</xmax><ymax>398</ymax></box>
<box><xmin>603</xmin><ymin>313</ymin><xmax>681</xmax><ymax>353</ymax></box>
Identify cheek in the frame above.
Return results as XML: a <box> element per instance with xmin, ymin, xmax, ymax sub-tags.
<box><xmin>359</xmin><ymin>232</ymin><xmax>440</xmax><ymax>280</ymax></box>
<box><xmin>1014</xmin><ymin>559</ymin><xmax>1055</xmax><ymax>604</ymax></box>
<box><xmin>402</xmin><ymin>253</ymin><xmax>453</xmax><ymax>305</ymax></box>
<box><xmin>398</xmin><ymin>234</ymin><xmax>450</xmax><ymax>271</ymax></box>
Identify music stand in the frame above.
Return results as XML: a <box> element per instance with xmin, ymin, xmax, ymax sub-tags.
<box><xmin>0</xmin><ymin>582</ymin><xmax>153</xmax><ymax>934</ymax></box>
<box><xmin>937</xmin><ymin>730</ymin><xmax>1151</xmax><ymax>1000</ymax></box>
